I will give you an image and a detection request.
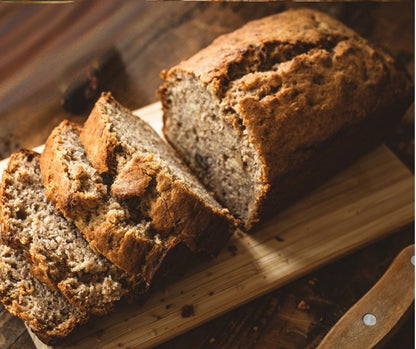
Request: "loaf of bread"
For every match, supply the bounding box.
[0,242,88,345]
[159,8,413,229]
[0,150,145,316]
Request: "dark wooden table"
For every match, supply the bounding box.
[0,2,414,348]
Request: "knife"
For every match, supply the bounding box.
[317,244,414,349]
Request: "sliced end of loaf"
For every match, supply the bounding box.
[160,72,266,230]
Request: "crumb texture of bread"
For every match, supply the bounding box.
[0,150,141,315]
[0,243,88,345]
[40,120,201,279]
[160,8,413,230]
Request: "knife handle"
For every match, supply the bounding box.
[317,245,414,349]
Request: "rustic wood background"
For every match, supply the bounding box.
[0,2,414,348]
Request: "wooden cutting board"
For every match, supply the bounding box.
[0,102,413,349]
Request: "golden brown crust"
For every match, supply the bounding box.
[150,172,233,255]
[29,259,58,291]
[164,9,356,95]
[40,121,106,218]
[161,8,414,229]
[111,154,159,199]
[88,221,153,275]
[233,41,411,183]
[0,149,89,345]
[80,93,118,174]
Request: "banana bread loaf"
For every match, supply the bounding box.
[159,8,413,230]
[0,242,88,345]
[0,150,144,315]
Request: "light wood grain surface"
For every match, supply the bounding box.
[1,102,410,349]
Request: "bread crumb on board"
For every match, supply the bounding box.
[181,304,195,318]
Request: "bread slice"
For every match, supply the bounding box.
[0,150,145,315]
[40,121,194,278]
[81,93,236,253]
[159,8,413,230]
[0,242,88,345]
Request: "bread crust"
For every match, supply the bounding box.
[40,121,106,214]
[80,94,118,174]
[160,8,414,229]
[149,171,233,255]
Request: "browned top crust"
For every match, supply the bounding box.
[167,8,357,91]
[162,8,413,183]
[40,122,106,214]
